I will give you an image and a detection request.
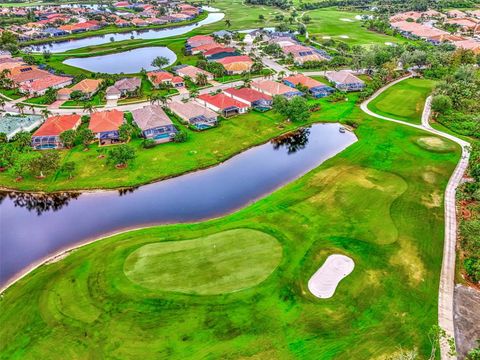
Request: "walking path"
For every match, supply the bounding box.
[361,76,471,360]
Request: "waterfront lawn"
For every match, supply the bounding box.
[0,95,359,192]
[367,78,437,124]
[0,115,460,359]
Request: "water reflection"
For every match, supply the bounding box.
[0,191,80,216]
[271,127,311,154]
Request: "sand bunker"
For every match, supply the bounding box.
[416,136,455,152]
[339,35,350,39]
[339,18,354,22]
[308,254,355,299]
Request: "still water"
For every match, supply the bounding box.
[63,46,176,73]
[0,124,356,287]
[30,12,225,53]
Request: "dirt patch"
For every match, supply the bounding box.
[422,190,442,208]
[416,136,455,152]
[422,165,443,184]
[389,236,425,286]
[454,285,480,359]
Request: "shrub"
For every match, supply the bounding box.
[173,130,188,143]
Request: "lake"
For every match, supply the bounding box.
[30,12,225,53]
[63,46,177,74]
[0,123,357,288]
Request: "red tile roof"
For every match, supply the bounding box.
[198,93,249,110]
[284,74,324,89]
[33,114,81,137]
[88,109,124,133]
[20,74,71,93]
[224,87,271,103]
[216,55,253,65]
[203,47,236,56]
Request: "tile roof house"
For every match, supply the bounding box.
[147,71,185,88]
[223,87,273,108]
[390,21,449,42]
[57,79,103,100]
[8,65,51,85]
[189,42,222,55]
[215,55,254,75]
[186,35,216,53]
[131,104,177,143]
[283,74,334,98]
[174,65,214,81]
[453,38,480,54]
[325,70,365,92]
[20,74,73,95]
[88,109,125,145]
[168,100,218,130]
[105,77,141,100]
[251,79,303,98]
[196,93,249,117]
[281,45,330,64]
[31,114,82,149]
[203,47,238,60]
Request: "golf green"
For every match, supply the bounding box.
[124,229,283,294]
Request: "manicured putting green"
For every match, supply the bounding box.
[124,229,282,295]
[367,78,436,123]
[415,136,456,152]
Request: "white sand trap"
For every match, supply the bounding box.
[339,18,354,22]
[339,35,350,39]
[308,254,355,299]
[322,36,331,39]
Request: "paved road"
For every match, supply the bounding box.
[361,76,471,360]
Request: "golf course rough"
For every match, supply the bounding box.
[123,229,283,295]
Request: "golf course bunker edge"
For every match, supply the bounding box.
[308,254,355,299]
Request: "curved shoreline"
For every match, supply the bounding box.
[0,121,334,195]
[0,123,357,292]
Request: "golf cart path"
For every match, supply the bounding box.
[361,75,470,360]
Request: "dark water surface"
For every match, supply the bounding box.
[0,124,356,287]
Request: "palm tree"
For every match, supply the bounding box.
[149,93,161,105]
[41,108,52,119]
[278,70,286,79]
[83,102,95,115]
[189,89,199,100]
[29,104,36,114]
[15,103,25,115]
[0,98,5,110]
[225,19,231,27]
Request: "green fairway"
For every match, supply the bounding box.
[0,101,461,359]
[124,229,282,294]
[367,78,437,124]
[304,7,408,46]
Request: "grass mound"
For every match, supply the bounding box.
[124,229,282,295]
[415,136,456,153]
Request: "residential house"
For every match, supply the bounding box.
[173,65,214,81]
[31,114,82,150]
[215,55,254,75]
[168,100,218,130]
[251,79,303,98]
[445,18,479,33]
[131,18,149,27]
[453,38,480,54]
[204,47,238,60]
[186,35,216,53]
[325,70,365,92]
[105,77,141,100]
[189,42,222,55]
[20,74,73,96]
[281,44,330,65]
[196,93,249,117]
[147,71,184,88]
[447,9,466,18]
[223,87,273,109]
[131,104,177,143]
[56,79,102,100]
[88,109,124,145]
[283,74,334,98]
[8,65,51,86]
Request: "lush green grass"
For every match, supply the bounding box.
[415,136,457,153]
[304,7,409,46]
[368,78,437,124]
[0,88,23,100]
[0,94,360,192]
[60,92,106,108]
[22,95,51,105]
[0,113,461,358]
[124,229,282,295]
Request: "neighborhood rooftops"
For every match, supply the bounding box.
[33,114,81,137]
[88,109,124,133]
[131,104,173,131]
[197,93,249,111]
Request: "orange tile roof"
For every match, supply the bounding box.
[33,114,81,136]
[20,74,72,93]
[88,109,124,133]
[70,79,102,93]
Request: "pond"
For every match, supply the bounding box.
[62,46,177,74]
[0,123,357,288]
[30,12,225,53]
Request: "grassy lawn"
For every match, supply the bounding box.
[304,7,410,46]
[0,94,360,192]
[0,112,460,358]
[60,92,106,108]
[124,229,282,295]
[22,95,52,105]
[0,88,23,100]
[367,78,437,124]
